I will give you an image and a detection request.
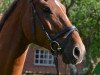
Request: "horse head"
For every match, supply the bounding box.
[22,0,86,64]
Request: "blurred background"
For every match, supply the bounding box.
[0,0,100,75]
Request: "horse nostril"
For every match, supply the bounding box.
[73,46,80,59]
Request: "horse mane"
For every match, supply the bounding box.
[0,0,19,32]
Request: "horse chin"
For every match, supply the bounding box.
[62,52,83,65]
[62,56,77,64]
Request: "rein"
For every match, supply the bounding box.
[30,0,78,75]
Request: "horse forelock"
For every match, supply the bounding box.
[0,0,18,32]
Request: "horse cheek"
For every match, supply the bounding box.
[21,8,34,42]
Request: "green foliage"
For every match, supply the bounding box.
[62,0,100,74]
[1,0,99,63]
[93,62,100,74]
[62,0,100,60]
[0,0,99,74]
[0,0,13,13]
[0,0,99,62]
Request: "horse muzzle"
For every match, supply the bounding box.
[62,45,85,64]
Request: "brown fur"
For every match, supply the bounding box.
[0,0,18,31]
[0,0,85,75]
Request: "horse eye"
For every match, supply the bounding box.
[43,6,52,14]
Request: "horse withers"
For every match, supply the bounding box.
[0,0,86,75]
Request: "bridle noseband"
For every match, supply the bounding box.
[50,26,78,53]
[30,0,78,75]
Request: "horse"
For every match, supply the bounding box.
[0,0,86,75]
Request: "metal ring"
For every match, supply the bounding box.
[50,41,61,52]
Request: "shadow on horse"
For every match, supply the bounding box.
[0,0,86,75]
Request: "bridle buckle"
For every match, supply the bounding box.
[50,41,61,52]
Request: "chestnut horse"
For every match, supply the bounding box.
[0,0,86,75]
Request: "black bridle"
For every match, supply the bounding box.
[30,0,78,75]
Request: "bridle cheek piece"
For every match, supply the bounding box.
[30,1,78,74]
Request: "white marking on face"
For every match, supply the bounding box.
[54,0,71,24]
[55,0,61,7]
[54,0,65,15]
[54,0,72,25]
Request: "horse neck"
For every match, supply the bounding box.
[0,27,29,74]
[0,0,29,75]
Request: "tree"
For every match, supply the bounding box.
[62,0,100,74]
[0,0,100,74]
[0,0,13,13]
